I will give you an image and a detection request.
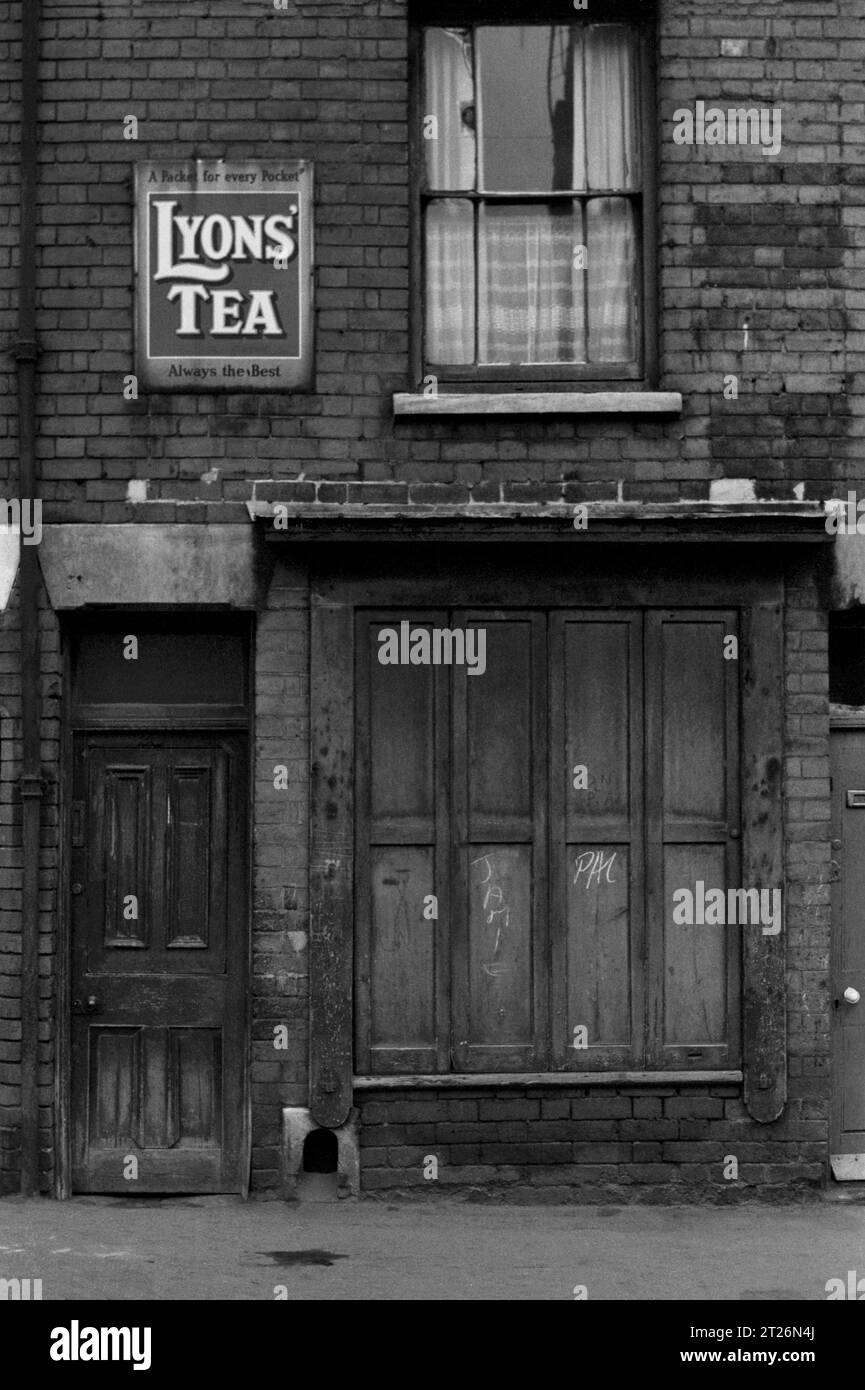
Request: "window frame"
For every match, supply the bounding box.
[408,8,658,389]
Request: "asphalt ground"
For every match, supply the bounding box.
[2,1193,864,1301]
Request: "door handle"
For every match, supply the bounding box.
[843,987,861,1005]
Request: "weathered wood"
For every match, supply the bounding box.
[353,1071,744,1089]
[355,611,444,1075]
[268,555,797,616]
[646,611,740,1071]
[309,591,355,1127]
[452,614,547,1071]
[830,731,865,1162]
[254,503,829,546]
[71,734,247,1192]
[741,595,786,1122]
[551,612,643,1070]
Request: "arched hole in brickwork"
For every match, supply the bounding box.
[302,1127,338,1174]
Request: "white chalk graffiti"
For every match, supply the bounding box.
[471,852,511,976]
[573,849,617,888]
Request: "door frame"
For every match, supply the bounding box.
[829,718,865,1178]
[55,613,254,1199]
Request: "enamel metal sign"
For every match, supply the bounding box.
[135,159,313,391]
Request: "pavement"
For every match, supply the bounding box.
[2,1191,865,1300]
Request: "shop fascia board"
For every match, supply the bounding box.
[249,500,830,545]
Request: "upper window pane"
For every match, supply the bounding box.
[425,24,641,194]
[478,26,573,191]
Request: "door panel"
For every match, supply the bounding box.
[552,612,643,1069]
[355,613,449,1074]
[453,613,547,1071]
[71,733,247,1193]
[647,612,741,1069]
[369,846,437,1071]
[831,731,865,1176]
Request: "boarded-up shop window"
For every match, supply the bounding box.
[354,608,741,1075]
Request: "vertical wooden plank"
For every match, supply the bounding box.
[647,611,740,1071]
[644,613,664,1072]
[660,612,739,1067]
[530,613,549,1071]
[353,615,373,1077]
[433,657,451,1072]
[552,612,641,1069]
[452,613,544,1071]
[310,589,354,1128]
[741,594,786,1122]
[355,612,444,1074]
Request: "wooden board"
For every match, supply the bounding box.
[309,591,355,1127]
[741,596,786,1122]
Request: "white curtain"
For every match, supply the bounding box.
[423,28,475,190]
[586,25,638,190]
[587,197,635,362]
[423,30,476,362]
[424,23,637,367]
[425,200,475,364]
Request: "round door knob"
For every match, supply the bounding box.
[844,987,861,1005]
[71,882,83,895]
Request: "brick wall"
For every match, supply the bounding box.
[251,560,310,1192]
[358,1082,825,1203]
[15,0,859,522]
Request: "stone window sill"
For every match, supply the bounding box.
[393,390,683,417]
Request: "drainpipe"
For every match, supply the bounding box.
[14,0,42,1197]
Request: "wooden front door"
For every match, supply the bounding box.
[70,732,248,1193]
[831,730,865,1180]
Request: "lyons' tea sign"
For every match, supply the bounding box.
[135,159,313,390]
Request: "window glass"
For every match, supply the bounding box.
[421,21,642,371]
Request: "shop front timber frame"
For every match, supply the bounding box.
[297,542,790,1130]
